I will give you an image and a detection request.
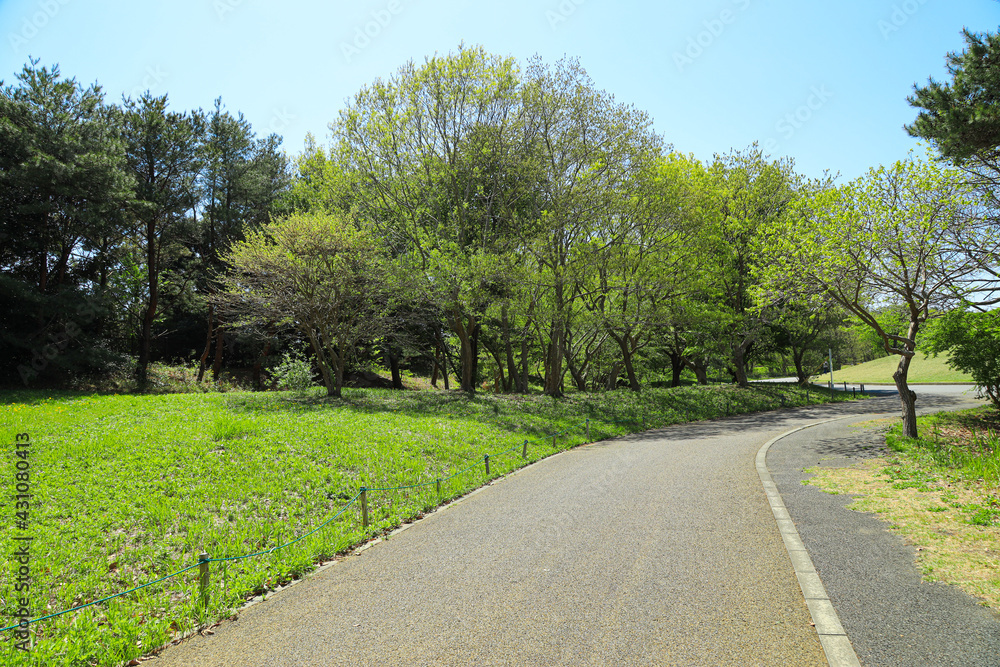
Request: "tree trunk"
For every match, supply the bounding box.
[685,358,709,385]
[519,335,529,394]
[471,322,481,391]
[605,361,623,390]
[894,353,918,438]
[611,332,642,392]
[668,351,684,388]
[431,343,440,388]
[732,343,750,388]
[439,328,451,391]
[543,322,565,397]
[211,326,225,381]
[385,344,403,389]
[197,306,214,382]
[451,310,477,393]
[566,355,586,391]
[308,331,338,398]
[502,306,518,393]
[792,348,809,386]
[137,219,158,391]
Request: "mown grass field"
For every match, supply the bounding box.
[0,383,855,666]
[822,351,973,385]
[807,406,1000,609]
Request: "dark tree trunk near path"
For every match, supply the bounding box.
[668,351,684,388]
[197,306,214,382]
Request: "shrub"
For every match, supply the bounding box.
[272,351,316,391]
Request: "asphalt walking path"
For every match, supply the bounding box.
[150,386,1000,666]
[770,385,1000,666]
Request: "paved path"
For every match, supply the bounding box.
[768,386,1000,666]
[150,386,998,666]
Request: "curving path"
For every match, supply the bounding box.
[149,386,996,666]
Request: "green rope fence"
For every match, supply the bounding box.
[0,416,607,635]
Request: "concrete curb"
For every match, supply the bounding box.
[756,417,862,667]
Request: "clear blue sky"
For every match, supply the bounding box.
[1,0,998,181]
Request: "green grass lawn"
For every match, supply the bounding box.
[0,383,853,666]
[820,351,973,385]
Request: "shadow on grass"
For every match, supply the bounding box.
[216,383,865,445]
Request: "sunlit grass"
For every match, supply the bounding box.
[825,351,973,385]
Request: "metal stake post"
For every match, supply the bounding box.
[198,552,210,614]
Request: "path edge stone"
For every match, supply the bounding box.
[756,416,862,667]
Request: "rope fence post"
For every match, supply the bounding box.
[360,487,369,528]
[522,439,528,459]
[552,432,557,448]
[586,419,590,442]
[484,454,490,476]
[436,478,441,495]
[198,552,210,615]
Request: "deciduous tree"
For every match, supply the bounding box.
[216,211,387,398]
[760,156,986,437]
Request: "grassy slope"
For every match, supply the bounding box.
[0,384,854,666]
[822,352,973,384]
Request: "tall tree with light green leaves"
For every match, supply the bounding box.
[702,146,803,387]
[577,152,705,391]
[522,55,661,396]
[758,155,991,437]
[336,45,531,393]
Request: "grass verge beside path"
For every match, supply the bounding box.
[1,383,854,667]
[807,406,1000,609]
